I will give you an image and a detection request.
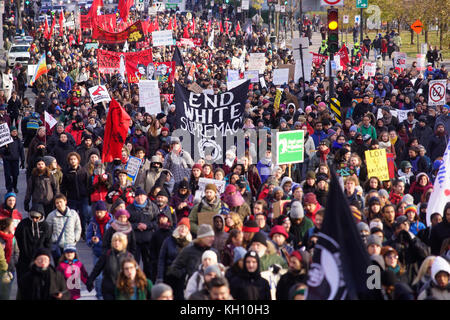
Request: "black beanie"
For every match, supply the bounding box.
[33,248,52,261]
[249,232,268,247]
[157,188,170,199]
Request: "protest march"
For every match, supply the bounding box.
[0,0,449,303]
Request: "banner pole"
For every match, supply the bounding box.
[288,164,292,178]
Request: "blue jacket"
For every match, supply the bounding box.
[409,221,426,236]
[58,76,72,100]
[311,130,328,148]
[86,213,114,257]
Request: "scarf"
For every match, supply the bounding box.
[0,231,14,264]
[133,200,148,209]
[390,135,398,146]
[111,220,132,234]
[389,191,403,205]
[319,148,330,162]
[95,214,111,238]
[388,264,400,275]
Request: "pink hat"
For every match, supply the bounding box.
[269,225,289,239]
[305,106,312,113]
[318,102,327,108]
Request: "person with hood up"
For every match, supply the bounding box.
[189,184,229,236]
[409,173,433,205]
[17,248,70,300]
[24,158,59,216]
[222,184,251,223]
[143,155,164,194]
[170,179,194,223]
[290,200,314,249]
[280,176,293,198]
[212,214,228,253]
[276,250,310,300]
[229,250,271,300]
[417,256,450,300]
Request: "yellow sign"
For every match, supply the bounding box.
[274,89,282,113]
[365,149,390,181]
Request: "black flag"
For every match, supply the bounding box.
[173,46,185,69]
[306,170,372,300]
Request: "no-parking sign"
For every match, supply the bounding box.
[320,0,344,6]
[428,80,447,106]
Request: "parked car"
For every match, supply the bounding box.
[7,43,31,67]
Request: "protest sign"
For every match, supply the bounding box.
[0,123,13,147]
[227,69,240,82]
[244,70,259,83]
[89,85,111,104]
[294,54,313,82]
[139,80,162,115]
[393,52,407,69]
[227,79,247,90]
[273,68,289,85]
[98,49,153,76]
[428,80,446,106]
[152,30,174,46]
[365,149,390,181]
[92,21,144,44]
[276,130,305,164]
[125,156,142,184]
[248,53,266,74]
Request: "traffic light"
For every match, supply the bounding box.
[327,8,339,54]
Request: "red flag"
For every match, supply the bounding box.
[207,20,211,33]
[219,21,223,33]
[69,34,74,46]
[118,0,133,22]
[147,20,153,34]
[225,21,229,35]
[59,10,64,37]
[306,121,314,135]
[173,17,177,30]
[337,44,350,70]
[88,0,103,27]
[78,30,82,44]
[46,15,56,40]
[102,98,131,163]
[154,18,159,31]
[43,17,49,39]
[183,26,190,38]
[167,18,172,30]
[191,17,196,34]
[236,21,241,34]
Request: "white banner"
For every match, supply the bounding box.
[428,80,447,106]
[152,30,174,46]
[227,78,247,91]
[88,85,111,104]
[364,62,376,78]
[44,111,58,129]
[273,68,290,86]
[0,123,13,148]
[426,139,450,226]
[242,0,249,10]
[248,53,266,74]
[139,80,162,115]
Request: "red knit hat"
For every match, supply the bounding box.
[225,184,237,195]
[290,250,303,262]
[269,225,289,239]
[242,220,260,233]
[177,217,191,230]
[303,192,318,204]
[192,163,203,171]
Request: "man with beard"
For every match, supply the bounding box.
[276,250,310,300]
[429,123,449,161]
[189,184,229,236]
[155,188,176,226]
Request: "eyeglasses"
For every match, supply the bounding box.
[386,254,398,259]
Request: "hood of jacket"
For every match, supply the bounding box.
[431,256,450,285]
[213,214,225,233]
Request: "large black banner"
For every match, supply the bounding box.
[174,80,250,163]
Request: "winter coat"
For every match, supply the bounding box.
[189,196,229,235]
[14,216,52,277]
[46,208,82,249]
[290,217,314,249]
[106,183,135,206]
[149,226,172,279]
[143,167,163,194]
[157,234,191,282]
[229,254,271,300]
[417,257,450,300]
[61,165,90,200]
[412,125,433,151]
[276,271,308,300]
[18,264,70,300]
[256,158,273,184]
[170,193,194,222]
[259,242,288,272]
[56,260,88,300]
[47,130,76,154]
[163,150,194,184]
[429,218,450,255]
[86,213,114,257]
[185,265,208,299]
[24,168,59,206]
[131,133,150,156]
[87,249,134,300]
[428,133,448,162]
[51,140,75,172]
[101,222,137,257]
[0,204,23,230]
[212,214,229,253]
[75,144,100,167]
[65,121,84,146]
[127,201,159,244]
[133,159,151,191]
[167,241,218,281]
[0,135,25,161]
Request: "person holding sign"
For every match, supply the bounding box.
[0,126,24,193]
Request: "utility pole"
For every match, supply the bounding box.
[359,8,363,44]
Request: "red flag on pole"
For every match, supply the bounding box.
[183,26,190,38]
[337,44,350,70]
[173,16,177,30]
[102,98,131,163]
[167,18,172,30]
[236,21,241,34]
[59,10,64,37]
[118,0,133,22]
[44,17,49,39]
[207,20,211,33]
[219,21,223,33]
[154,18,159,31]
[191,17,196,34]
[89,0,103,27]
[47,15,56,40]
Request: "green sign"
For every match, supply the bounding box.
[276,130,305,165]
[356,0,368,8]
